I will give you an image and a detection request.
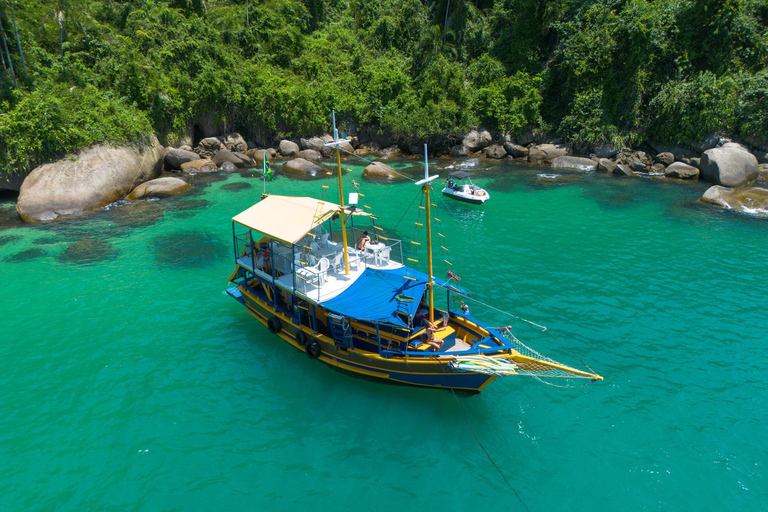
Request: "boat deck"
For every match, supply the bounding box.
[237,243,402,303]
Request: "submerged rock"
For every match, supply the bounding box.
[126,177,192,200]
[551,156,597,172]
[59,238,119,264]
[665,162,699,180]
[281,158,328,179]
[363,161,401,181]
[700,185,768,212]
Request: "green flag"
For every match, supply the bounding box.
[263,155,274,180]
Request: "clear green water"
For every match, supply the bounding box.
[1,161,766,511]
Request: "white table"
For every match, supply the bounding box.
[364,243,390,265]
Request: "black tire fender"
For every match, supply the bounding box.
[296,330,308,346]
[305,340,321,359]
[267,316,281,334]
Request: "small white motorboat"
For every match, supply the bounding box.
[442,171,490,204]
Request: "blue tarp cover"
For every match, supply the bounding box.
[320,267,467,327]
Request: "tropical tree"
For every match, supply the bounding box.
[41,0,86,73]
[4,0,27,81]
[0,10,16,87]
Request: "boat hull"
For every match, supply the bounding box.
[442,188,489,204]
[228,286,497,392]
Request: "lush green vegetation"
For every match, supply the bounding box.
[0,0,766,178]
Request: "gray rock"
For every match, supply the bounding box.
[281,158,327,179]
[551,156,597,172]
[462,129,492,152]
[451,145,469,157]
[297,149,321,161]
[181,158,217,173]
[665,162,699,180]
[528,144,569,165]
[594,144,620,159]
[246,149,269,166]
[484,144,507,159]
[651,163,666,174]
[196,137,224,158]
[301,137,326,153]
[126,177,191,200]
[629,160,648,173]
[17,137,163,222]
[363,161,401,181]
[654,152,675,166]
[212,149,251,168]
[165,148,200,170]
[700,145,759,187]
[613,164,635,176]
[503,142,528,158]
[221,133,247,153]
[701,185,768,211]
[597,158,616,173]
[279,140,300,157]
[219,162,236,172]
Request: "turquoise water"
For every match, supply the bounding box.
[1,161,766,511]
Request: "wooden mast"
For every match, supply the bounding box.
[415,144,439,324]
[331,111,350,275]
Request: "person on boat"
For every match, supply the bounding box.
[461,303,470,316]
[257,243,272,274]
[356,231,370,251]
[425,320,444,351]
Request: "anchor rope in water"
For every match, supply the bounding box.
[438,364,531,512]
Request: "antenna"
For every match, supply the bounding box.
[415,144,439,185]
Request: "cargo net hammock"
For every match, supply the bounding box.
[450,329,597,381]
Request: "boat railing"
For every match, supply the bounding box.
[234,232,256,270]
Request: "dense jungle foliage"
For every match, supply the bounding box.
[0,0,767,177]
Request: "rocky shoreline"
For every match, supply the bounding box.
[8,128,768,223]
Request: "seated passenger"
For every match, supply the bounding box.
[356,230,370,251]
[424,320,444,351]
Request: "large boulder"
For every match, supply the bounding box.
[297,149,321,161]
[528,144,569,165]
[551,156,597,172]
[450,145,470,157]
[484,144,507,159]
[462,129,492,152]
[279,140,300,157]
[503,142,528,158]
[320,135,353,156]
[180,158,217,172]
[701,185,768,211]
[700,145,759,187]
[16,138,163,222]
[126,177,191,200]
[363,161,401,181]
[597,158,617,173]
[196,137,224,158]
[613,164,635,176]
[221,133,247,153]
[665,162,699,180]
[212,149,252,168]
[593,144,620,159]
[654,152,675,166]
[164,147,200,170]
[301,137,326,153]
[281,158,327,179]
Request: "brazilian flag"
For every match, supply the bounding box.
[263,154,274,181]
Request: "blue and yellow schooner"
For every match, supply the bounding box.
[226,125,602,392]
